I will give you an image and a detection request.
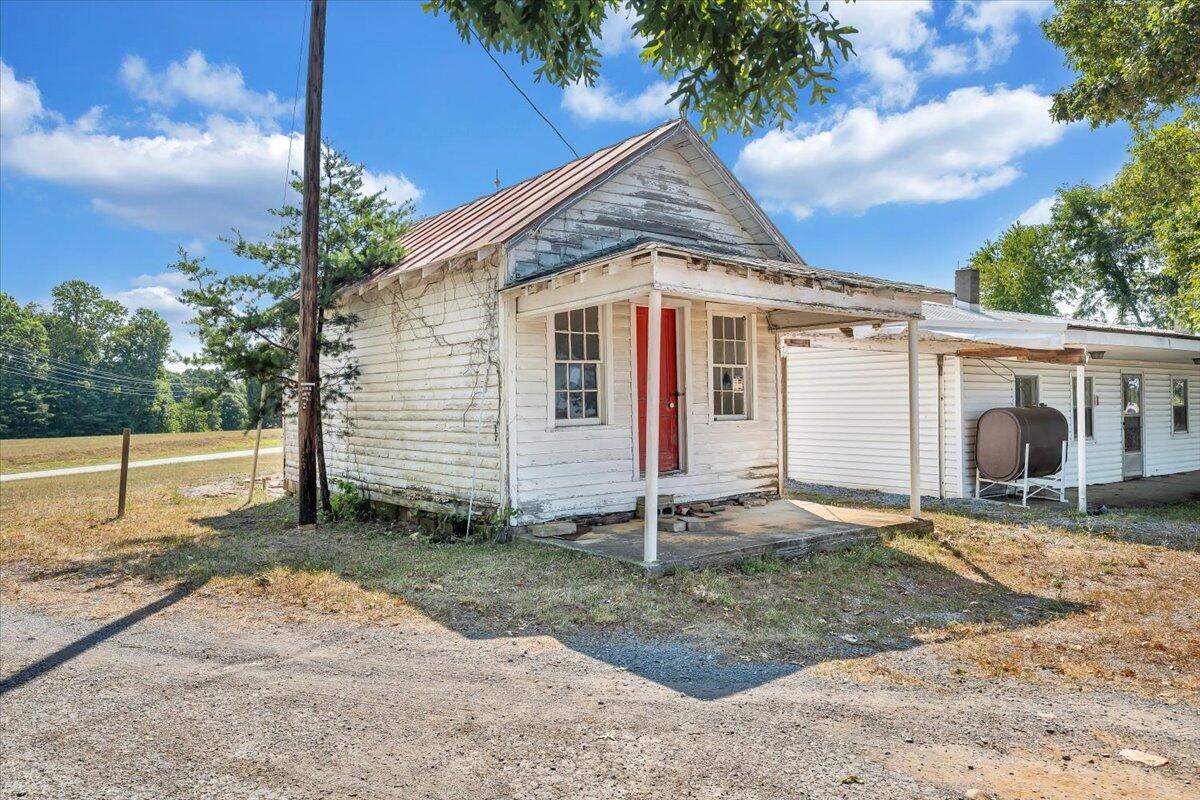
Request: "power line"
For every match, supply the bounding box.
[0,346,167,387]
[468,25,579,159]
[282,0,310,207]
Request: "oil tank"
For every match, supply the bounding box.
[975,406,1068,482]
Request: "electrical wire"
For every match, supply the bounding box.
[468,25,579,159]
[0,346,168,387]
[282,0,309,207]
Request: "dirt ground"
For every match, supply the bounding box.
[2,579,1196,800]
[2,462,1198,799]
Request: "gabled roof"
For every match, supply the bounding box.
[356,118,800,290]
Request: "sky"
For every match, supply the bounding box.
[0,0,1135,361]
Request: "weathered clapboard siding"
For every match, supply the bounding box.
[785,348,957,497]
[507,139,776,280]
[284,261,502,510]
[512,298,779,521]
[959,358,1200,495]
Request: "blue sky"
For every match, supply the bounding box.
[1,1,1134,358]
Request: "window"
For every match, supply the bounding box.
[712,314,749,418]
[1173,378,1190,433]
[1070,376,1095,438]
[1014,375,1039,407]
[552,306,602,423]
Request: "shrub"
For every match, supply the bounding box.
[324,479,373,522]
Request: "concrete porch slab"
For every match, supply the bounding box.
[517,499,932,576]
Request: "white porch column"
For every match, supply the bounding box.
[907,319,922,519]
[1076,362,1088,512]
[643,288,662,563]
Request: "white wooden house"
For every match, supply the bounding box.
[283,119,950,561]
[785,268,1200,508]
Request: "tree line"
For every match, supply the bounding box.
[0,280,274,439]
[971,0,1198,330]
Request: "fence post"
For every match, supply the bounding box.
[117,428,131,518]
[246,383,268,506]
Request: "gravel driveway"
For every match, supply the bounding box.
[2,587,1196,800]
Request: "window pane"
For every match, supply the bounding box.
[735,341,746,365]
[569,309,584,331]
[721,368,732,391]
[568,363,582,389]
[554,363,567,391]
[735,316,745,339]
[555,332,570,360]
[555,391,568,419]
[570,333,584,360]
[554,312,568,332]
[585,333,600,361]
[583,363,597,389]
[1173,380,1185,406]
[569,391,584,419]
[584,305,598,331]
[732,393,744,416]
[711,340,723,364]
[584,391,598,418]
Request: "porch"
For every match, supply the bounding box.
[501,240,950,565]
[517,498,932,576]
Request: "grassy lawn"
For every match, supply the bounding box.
[2,458,1197,701]
[0,428,283,473]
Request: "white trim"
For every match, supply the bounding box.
[1013,373,1039,407]
[706,305,756,421]
[545,302,612,430]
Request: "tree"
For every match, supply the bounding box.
[1044,0,1200,126]
[0,293,52,438]
[1108,106,1200,329]
[107,308,175,433]
[177,146,412,511]
[969,224,1060,315]
[426,0,858,136]
[219,389,249,431]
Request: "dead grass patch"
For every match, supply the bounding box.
[0,429,282,473]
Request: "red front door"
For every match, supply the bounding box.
[636,306,680,473]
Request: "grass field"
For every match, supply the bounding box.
[0,428,283,473]
[3,454,1197,701]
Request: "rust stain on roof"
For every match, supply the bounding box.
[360,119,684,288]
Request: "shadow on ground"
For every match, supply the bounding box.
[15,496,1092,700]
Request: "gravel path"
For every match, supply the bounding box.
[0,447,283,483]
[2,590,1196,800]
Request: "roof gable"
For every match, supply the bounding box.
[362,119,800,289]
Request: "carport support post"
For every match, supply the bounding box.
[643,288,662,563]
[1076,363,1088,513]
[906,320,921,519]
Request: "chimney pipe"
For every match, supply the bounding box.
[955,267,980,311]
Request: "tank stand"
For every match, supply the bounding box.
[976,441,1068,507]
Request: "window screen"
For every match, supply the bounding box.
[712,315,748,418]
[1173,378,1190,433]
[1014,375,1039,407]
[553,306,601,421]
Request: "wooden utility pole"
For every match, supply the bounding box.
[116,427,131,518]
[297,0,326,526]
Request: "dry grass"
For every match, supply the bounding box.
[0,429,283,473]
[3,460,1198,700]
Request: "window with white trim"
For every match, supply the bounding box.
[1014,375,1039,407]
[1172,378,1190,433]
[1070,376,1095,438]
[552,306,602,423]
[711,314,749,419]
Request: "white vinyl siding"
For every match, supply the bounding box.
[284,261,502,511]
[512,298,779,522]
[784,348,955,497]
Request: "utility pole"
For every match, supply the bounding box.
[297,0,326,526]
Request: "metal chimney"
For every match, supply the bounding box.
[955,267,980,311]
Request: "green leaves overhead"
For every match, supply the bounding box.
[425,0,857,136]
[1044,0,1200,127]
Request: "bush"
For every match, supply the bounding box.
[324,479,373,522]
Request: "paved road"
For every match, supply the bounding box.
[0,447,283,482]
[2,590,1195,800]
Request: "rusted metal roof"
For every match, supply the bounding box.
[359,119,685,288]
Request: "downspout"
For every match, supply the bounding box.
[937,354,945,499]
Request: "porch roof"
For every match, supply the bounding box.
[503,240,952,331]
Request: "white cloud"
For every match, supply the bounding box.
[0,60,52,136]
[562,79,678,123]
[131,270,191,289]
[1016,195,1055,225]
[0,58,422,240]
[735,85,1067,218]
[597,4,646,56]
[949,0,1052,70]
[120,51,289,122]
[111,284,200,360]
[360,170,423,207]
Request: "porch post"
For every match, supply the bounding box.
[1076,362,1087,513]
[907,319,922,519]
[643,289,663,563]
